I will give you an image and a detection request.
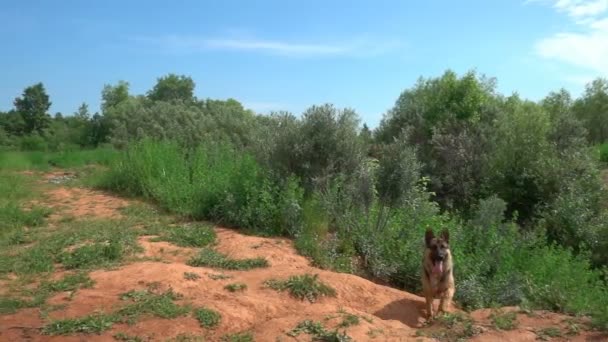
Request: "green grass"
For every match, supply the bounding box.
[43,287,189,335]
[224,283,247,292]
[0,148,119,172]
[598,143,608,163]
[2,218,143,276]
[193,307,221,328]
[221,332,254,342]
[490,310,518,331]
[1,272,94,314]
[117,288,190,324]
[265,274,336,303]
[187,248,269,270]
[60,241,123,269]
[0,171,49,248]
[0,297,28,314]
[42,312,117,335]
[153,223,216,247]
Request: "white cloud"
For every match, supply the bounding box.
[553,0,608,18]
[130,34,402,58]
[533,1,608,75]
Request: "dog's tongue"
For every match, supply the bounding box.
[433,262,443,275]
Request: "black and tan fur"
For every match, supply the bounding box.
[421,228,455,319]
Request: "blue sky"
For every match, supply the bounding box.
[1,0,607,127]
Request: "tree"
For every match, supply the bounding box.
[75,103,90,121]
[101,81,130,114]
[147,74,195,103]
[572,78,608,144]
[376,69,497,145]
[14,83,52,134]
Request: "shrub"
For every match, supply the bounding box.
[187,248,268,270]
[264,274,336,303]
[194,307,221,328]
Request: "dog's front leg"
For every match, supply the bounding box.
[438,286,454,314]
[424,291,434,319]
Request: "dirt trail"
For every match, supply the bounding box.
[1,176,606,341]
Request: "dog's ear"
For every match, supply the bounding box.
[441,229,449,243]
[425,229,435,247]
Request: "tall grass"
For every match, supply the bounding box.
[98,139,302,235]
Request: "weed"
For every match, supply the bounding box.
[208,273,233,280]
[536,327,563,340]
[367,328,384,338]
[193,307,221,328]
[265,274,336,303]
[221,332,254,342]
[564,318,582,336]
[224,283,247,292]
[490,310,518,330]
[429,312,481,341]
[287,320,352,341]
[113,332,145,341]
[183,272,201,281]
[187,248,268,270]
[167,334,205,342]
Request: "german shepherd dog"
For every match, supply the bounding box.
[422,228,455,319]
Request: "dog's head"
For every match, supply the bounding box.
[425,228,451,275]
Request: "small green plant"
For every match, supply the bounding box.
[221,332,254,342]
[536,327,563,340]
[490,310,518,330]
[194,307,221,328]
[183,272,201,281]
[224,283,247,292]
[338,313,360,328]
[265,274,336,303]
[187,248,268,270]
